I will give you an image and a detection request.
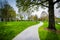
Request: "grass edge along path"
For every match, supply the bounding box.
[0,21,39,40]
[38,21,60,40]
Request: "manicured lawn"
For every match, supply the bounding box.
[0,21,39,40]
[38,21,60,40]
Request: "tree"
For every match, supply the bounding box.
[0,0,16,21]
[33,15,38,21]
[3,3,16,21]
[29,15,34,21]
[7,6,16,21]
[16,0,60,30]
[20,14,23,20]
[0,0,5,21]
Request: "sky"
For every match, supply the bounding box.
[7,0,60,18]
[7,0,18,14]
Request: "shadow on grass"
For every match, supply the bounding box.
[45,31,59,40]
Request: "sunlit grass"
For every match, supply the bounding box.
[0,21,39,40]
[38,21,60,40]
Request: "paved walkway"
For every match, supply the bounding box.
[13,22,43,40]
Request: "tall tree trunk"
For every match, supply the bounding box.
[48,0,56,30]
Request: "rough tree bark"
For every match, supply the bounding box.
[48,0,56,30]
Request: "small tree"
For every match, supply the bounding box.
[33,15,38,22]
[20,14,23,20]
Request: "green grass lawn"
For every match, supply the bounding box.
[0,21,39,40]
[38,21,60,40]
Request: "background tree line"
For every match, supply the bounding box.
[0,0,16,21]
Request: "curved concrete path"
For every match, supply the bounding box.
[13,22,43,40]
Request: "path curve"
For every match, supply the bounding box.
[13,22,43,40]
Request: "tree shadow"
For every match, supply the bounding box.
[45,31,59,40]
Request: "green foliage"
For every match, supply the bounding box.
[20,15,23,20]
[0,0,16,21]
[55,18,60,23]
[16,0,60,12]
[2,4,16,18]
[16,0,43,12]
[2,4,16,20]
[0,21,39,40]
[33,15,38,21]
[16,0,30,11]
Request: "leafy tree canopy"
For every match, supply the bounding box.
[16,0,60,12]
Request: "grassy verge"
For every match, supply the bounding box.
[0,21,39,40]
[38,21,60,40]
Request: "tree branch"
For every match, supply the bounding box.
[39,0,48,3]
[40,3,49,8]
[30,0,49,8]
[53,0,60,5]
[18,0,49,8]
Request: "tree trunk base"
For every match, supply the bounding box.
[48,27,56,31]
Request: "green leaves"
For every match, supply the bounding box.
[0,0,16,21]
[16,0,48,12]
[3,4,16,18]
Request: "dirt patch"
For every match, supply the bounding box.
[44,28,60,34]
